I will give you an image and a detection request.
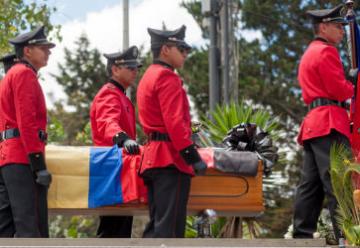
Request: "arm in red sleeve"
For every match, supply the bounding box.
[13,69,44,154]
[94,91,127,144]
[318,46,354,101]
[156,71,193,151]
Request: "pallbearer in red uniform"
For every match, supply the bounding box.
[293,5,353,243]
[137,25,207,238]
[90,46,142,238]
[0,26,54,237]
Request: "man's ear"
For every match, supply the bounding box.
[23,46,31,57]
[111,64,118,75]
[318,23,326,34]
[160,45,170,57]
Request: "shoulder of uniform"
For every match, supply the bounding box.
[162,69,179,80]
[7,63,36,78]
[156,66,177,78]
[312,40,334,49]
[97,84,121,98]
[14,63,35,74]
[104,82,117,90]
[151,64,173,73]
[156,70,182,90]
[308,41,337,57]
[319,44,338,56]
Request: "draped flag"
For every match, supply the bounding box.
[46,145,147,209]
[349,10,360,154]
[46,145,259,209]
[346,1,360,189]
[89,146,124,208]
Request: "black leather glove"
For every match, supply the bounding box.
[28,152,52,187]
[348,68,358,85]
[192,160,207,176]
[123,139,140,154]
[35,170,52,187]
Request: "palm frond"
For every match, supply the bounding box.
[330,143,360,245]
[201,100,280,144]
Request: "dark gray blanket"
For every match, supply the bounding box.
[213,148,259,177]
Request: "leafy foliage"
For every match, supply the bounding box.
[75,122,92,146]
[202,100,280,144]
[330,144,360,245]
[49,215,98,238]
[197,101,283,238]
[52,34,106,116]
[47,115,65,144]
[185,216,198,238]
[50,34,106,144]
[181,48,209,114]
[182,0,344,145]
[0,0,60,55]
[181,0,350,237]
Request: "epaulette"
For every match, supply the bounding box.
[106,83,116,90]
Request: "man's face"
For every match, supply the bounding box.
[112,65,139,88]
[24,45,52,70]
[321,22,345,45]
[163,44,189,69]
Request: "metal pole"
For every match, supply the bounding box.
[123,0,129,50]
[229,1,239,102]
[209,0,220,114]
[123,0,131,97]
[221,0,230,104]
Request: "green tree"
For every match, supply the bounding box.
[180,0,345,237]
[51,34,107,144]
[48,102,88,145]
[199,100,284,238]
[181,48,209,114]
[182,0,341,143]
[0,0,60,55]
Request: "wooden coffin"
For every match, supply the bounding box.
[188,161,263,216]
[46,146,263,217]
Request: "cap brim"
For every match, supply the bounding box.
[177,41,192,51]
[335,20,349,25]
[121,61,142,69]
[35,41,56,48]
[128,63,143,69]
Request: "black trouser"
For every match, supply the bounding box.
[0,164,49,237]
[293,130,349,240]
[142,166,191,238]
[96,216,133,238]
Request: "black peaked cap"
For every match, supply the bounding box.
[147,25,192,50]
[104,46,142,68]
[306,4,348,24]
[9,25,56,48]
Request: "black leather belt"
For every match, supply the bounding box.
[148,132,171,142]
[0,128,47,142]
[309,98,349,110]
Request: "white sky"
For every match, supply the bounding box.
[38,0,261,108]
[41,0,204,107]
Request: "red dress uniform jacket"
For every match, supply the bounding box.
[90,80,145,200]
[137,63,195,176]
[90,81,136,146]
[298,39,354,144]
[0,63,47,166]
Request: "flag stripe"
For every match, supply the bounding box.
[88,146,123,208]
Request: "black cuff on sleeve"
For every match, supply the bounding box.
[28,152,46,172]
[179,144,202,165]
[113,132,130,147]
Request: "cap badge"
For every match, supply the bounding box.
[168,37,178,41]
